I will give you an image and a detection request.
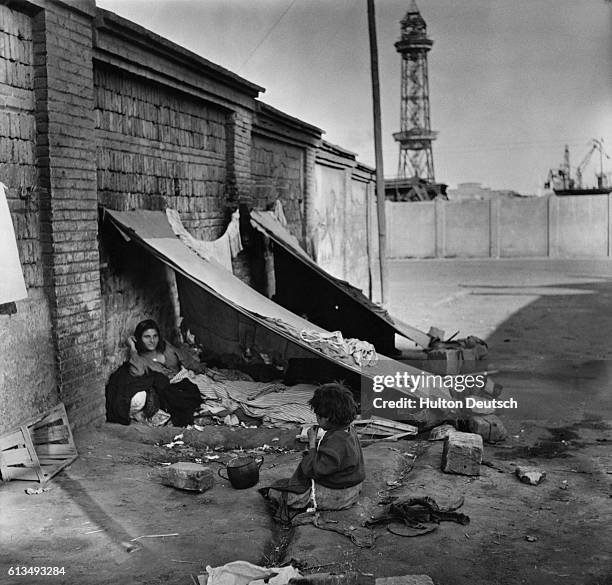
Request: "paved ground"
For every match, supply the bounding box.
[1,258,612,585]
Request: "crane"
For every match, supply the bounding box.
[545,139,611,194]
[575,139,610,189]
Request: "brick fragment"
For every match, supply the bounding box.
[159,462,214,492]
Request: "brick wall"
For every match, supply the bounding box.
[33,1,103,428]
[0,4,59,434]
[95,64,229,239]
[251,134,304,238]
[94,63,232,377]
[93,35,256,374]
[0,1,373,433]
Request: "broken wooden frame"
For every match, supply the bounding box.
[354,416,418,441]
[0,403,78,484]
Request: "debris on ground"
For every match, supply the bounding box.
[376,576,435,585]
[366,495,469,537]
[159,462,214,492]
[354,417,418,441]
[290,572,375,585]
[467,414,508,443]
[199,560,302,585]
[441,431,483,476]
[24,487,52,495]
[515,466,546,485]
[163,433,185,448]
[428,423,456,441]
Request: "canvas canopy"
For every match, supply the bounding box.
[249,210,432,353]
[104,209,452,417]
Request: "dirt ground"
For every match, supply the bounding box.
[2,258,612,585]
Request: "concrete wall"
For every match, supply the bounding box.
[312,143,377,298]
[387,194,612,259]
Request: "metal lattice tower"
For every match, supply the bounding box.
[393,0,437,182]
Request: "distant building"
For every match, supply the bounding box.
[447,182,526,201]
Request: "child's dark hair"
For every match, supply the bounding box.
[308,382,358,427]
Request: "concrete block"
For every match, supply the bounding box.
[376,577,435,585]
[441,431,483,476]
[289,573,375,585]
[427,348,463,375]
[428,424,456,441]
[481,377,503,398]
[159,462,214,492]
[467,414,507,443]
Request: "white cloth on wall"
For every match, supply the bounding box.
[0,182,27,304]
[166,208,243,272]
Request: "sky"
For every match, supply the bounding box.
[96,0,612,194]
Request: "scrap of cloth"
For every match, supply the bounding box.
[172,368,317,425]
[203,561,301,585]
[166,208,243,271]
[0,182,27,304]
[299,329,377,367]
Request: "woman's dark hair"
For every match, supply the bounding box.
[133,319,166,354]
[308,382,358,427]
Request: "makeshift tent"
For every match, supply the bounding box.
[249,209,432,354]
[104,209,453,421]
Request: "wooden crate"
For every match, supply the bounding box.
[0,403,78,484]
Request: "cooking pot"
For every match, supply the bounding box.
[218,455,264,489]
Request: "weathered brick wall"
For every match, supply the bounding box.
[33,1,103,428]
[95,64,229,239]
[94,64,241,375]
[251,134,304,238]
[0,4,59,434]
[99,226,180,378]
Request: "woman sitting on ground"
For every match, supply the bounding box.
[262,382,365,515]
[125,319,204,426]
[128,318,207,379]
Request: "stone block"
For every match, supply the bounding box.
[428,424,456,441]
[376,577,435,585]
[159,462,214,492]
[427,348,463,375]
[441,431,483,476]
[467,414,507,443]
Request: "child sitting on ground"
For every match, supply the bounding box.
[262,382,365,515]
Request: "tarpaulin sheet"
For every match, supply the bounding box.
[250,210,431,348]
[104,209,449,406]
